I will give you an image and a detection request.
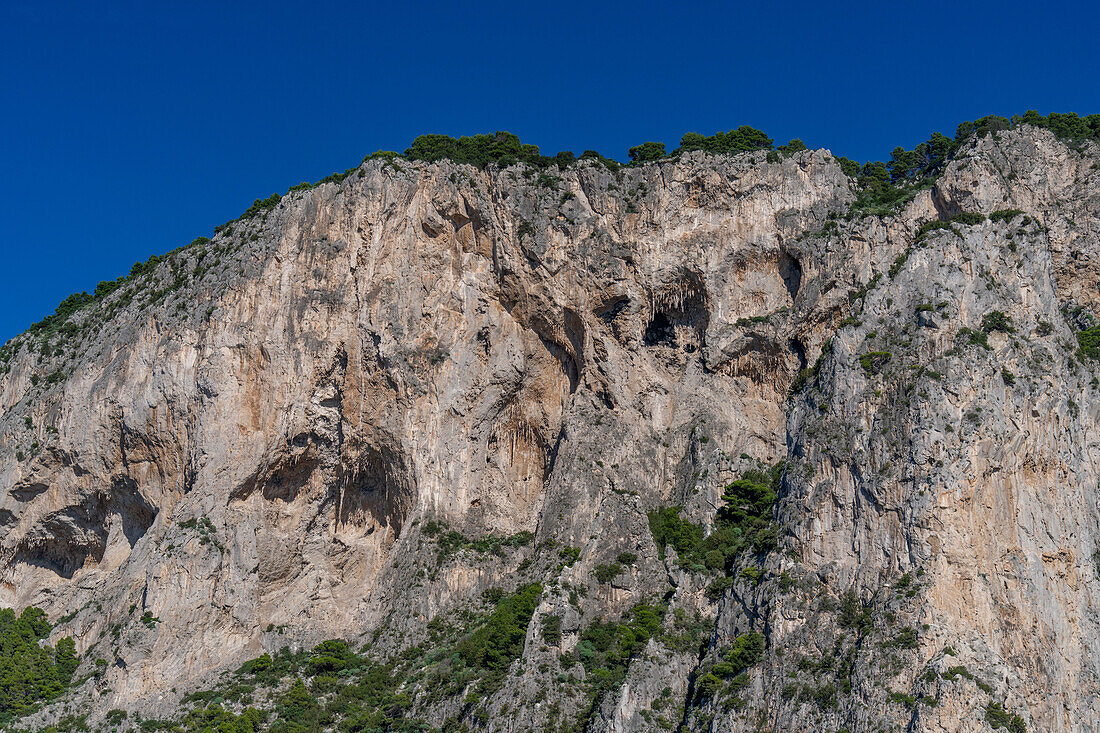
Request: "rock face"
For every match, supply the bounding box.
[2,126,1099,731]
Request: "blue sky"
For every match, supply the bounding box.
[2,0,1098,342]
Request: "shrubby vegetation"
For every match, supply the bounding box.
[981,311,1014,334]
[858,351,891,376]
[776,138,808,157]
[423,520,533,562]
[0,607,79,726]
[572,603,664,722]
[695,631,765,705]
[404,131,573,169]
[989,208,1026,223]
[123,583,543,732]
[985,701,1028,732]
[994,110,1100,143]
[835,110,1100,219]
[648,463,783,598]
[1077,326,1100,359]
[627,141,666,163]
[455,583,542,694]
[674,127,774,156]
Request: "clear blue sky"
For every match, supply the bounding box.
[2,0,1098,343]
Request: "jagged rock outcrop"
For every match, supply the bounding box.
[2,125,1099,731]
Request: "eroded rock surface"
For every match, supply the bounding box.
[2,126,1099,731]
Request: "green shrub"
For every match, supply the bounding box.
[985,701,1027,731]
[426,521,533,561]
[455,583,542,691]
[813,682,837,709]
[1077,326,1100,359]
[837,110,1086,221]
[674,127,774,156]
[889,247,913,278]
[649,465,782,605]
[647,506,704,561]
[558,546,581,566]
[740,566,763,585]
[695,673,721,698]
[627,141,666,163]
[705,576,735,600]
[777,138,808,157]
[886,626,918,649]
[172,704,263,733]
[834,155,862,177]
[276,678,319,728]
[838,590,871,631]
[238,653,273,677]
[959,328,990,349]
[541,614,562,645]
[594,563,623,583]
[405,131,564,169]
[915,216,983,243]
[308,639,356,675]
[942,665,973,681]
[0,607,79,724]
[990,209,1026,223]
[574,603,664,713]
[712,632,764,678]
[859,351,891,375]
[951,211,986,226]
[240,193,281,220]
[981,311,1014,333]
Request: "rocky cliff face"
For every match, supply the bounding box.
[2,126,1099,731]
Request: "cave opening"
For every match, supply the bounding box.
[643,276,710,353]
[778,250,802,302]
[644,312,676,347]
[336,443,415,538]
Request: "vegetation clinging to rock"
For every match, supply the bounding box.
[0,607,79,725]
[648,462,783,588]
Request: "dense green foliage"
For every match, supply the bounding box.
[0,607,79,725]
[646,506,704,562]
[627,141,666,163]
[992,110,1100,143]
[165,703,264,733]
[674,126,774,156]
[648,463,782,602]
[838,590,872,631]
[989,208,1026,223]
[1077,327,1100,359]
[240,193,282,220]
[985,701,1027,732]
[593,563,622,583]
[712,632,764,679]
[404,131,572,169]
[776,138,808,157]
[981,311,1014,333]
[455,583,541,692]
[573,603,664,718]
[695,631,766,704]
[858,351,892,376]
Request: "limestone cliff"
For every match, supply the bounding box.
[2,125,1099,731]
